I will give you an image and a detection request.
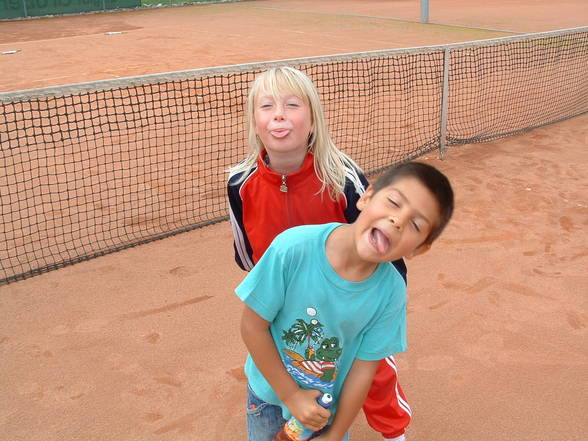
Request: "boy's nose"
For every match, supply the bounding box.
[389,215,404,230]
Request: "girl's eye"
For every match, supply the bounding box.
[411,220,421,232]
[387,198,400,207]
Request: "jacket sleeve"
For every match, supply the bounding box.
[227,174,255,271]
[343,166,408,284]
[343,166,370,223]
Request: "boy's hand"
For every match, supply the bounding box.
[284,389,331,432]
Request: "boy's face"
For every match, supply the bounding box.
[355,176,440,262]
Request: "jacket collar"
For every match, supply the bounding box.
[256,150,316,185]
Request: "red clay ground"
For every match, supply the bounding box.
[1,0,587,91]
[1,114,586,441]
[1,1,587,440]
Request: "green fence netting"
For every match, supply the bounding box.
[1,0,141,19]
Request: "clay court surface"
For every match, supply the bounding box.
[1,0,588,91]
[1,1,587,441]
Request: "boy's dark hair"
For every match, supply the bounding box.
[371,162,454,244]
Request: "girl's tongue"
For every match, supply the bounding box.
[370,228,390,254]
[270,128,290,138]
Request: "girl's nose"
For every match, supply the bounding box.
[273,104,285,120]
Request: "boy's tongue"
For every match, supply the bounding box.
[371,228,390,254]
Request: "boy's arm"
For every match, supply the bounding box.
[313,359,380,441]
[241,305,330,431]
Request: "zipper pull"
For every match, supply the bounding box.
[280,175,288,192]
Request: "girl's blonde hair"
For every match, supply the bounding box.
[229,66,362,199]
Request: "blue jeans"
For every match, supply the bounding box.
[246,384,349,441]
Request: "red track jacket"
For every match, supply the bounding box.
[227,151,369,270]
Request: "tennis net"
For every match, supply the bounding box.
[1,26,587,284]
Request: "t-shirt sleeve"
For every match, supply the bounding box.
[234,238,289,322]
[356,280,408,360]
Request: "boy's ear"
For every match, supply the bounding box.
[406,243,431,260]
[357,186,374,211]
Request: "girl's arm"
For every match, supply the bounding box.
[343,169,369,223]
[227,176,254,271]
[241,305,330,431]
[313,358,379,441]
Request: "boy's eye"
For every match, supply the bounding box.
[387,198,400,207]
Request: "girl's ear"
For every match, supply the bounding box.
[357,186,374,211]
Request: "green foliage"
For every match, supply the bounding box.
[141,0,225,6]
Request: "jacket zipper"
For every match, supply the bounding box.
[281,175,292,226]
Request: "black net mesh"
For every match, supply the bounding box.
[447,32,588,143]
[1,28,587,283]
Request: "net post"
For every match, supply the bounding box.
[439,47,451,159]
[420,0,429,24]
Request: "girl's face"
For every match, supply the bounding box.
[253,91,312,157]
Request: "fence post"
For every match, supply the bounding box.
[439,47,450,159]
[22,0,28,17]
[420,0,429,24]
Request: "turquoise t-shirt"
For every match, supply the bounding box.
[235,222,407,419]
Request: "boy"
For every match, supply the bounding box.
[237,162,454,441]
